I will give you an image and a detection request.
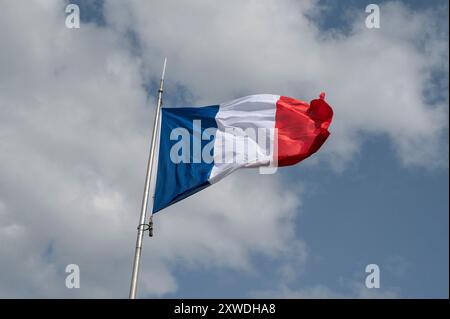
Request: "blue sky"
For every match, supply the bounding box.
[178,137,448,298]
[153,1,449,298]
[0,0,448,298]
[166,135,448,298]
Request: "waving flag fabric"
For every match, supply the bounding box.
[152,93,333,213]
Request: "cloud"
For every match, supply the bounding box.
[105,0,448,169]
[0,0,306,297]
[251,282,399,299]
[250,270,400,299]
[0,0,447,298]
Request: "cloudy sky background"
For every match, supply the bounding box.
[0,0,448,298]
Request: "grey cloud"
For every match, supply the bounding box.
[0,0,306,297]
[105,0,448,169]
[0,0,447,298]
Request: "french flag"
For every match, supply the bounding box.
[153,93,333,213]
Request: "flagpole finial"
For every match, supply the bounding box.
[161,57,167,81]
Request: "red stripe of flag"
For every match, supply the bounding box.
[275,93,333,167]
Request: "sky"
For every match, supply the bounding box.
[0,0,448,298]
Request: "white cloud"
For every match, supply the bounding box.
[0,0,306,297]
[0,0,447,298]
[250,278,400,299]
[105,0,448,169]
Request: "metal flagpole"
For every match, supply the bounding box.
[129,58,167,299]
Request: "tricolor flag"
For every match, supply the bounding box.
[153,93,333,213]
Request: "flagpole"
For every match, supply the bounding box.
[129,58,167,299]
